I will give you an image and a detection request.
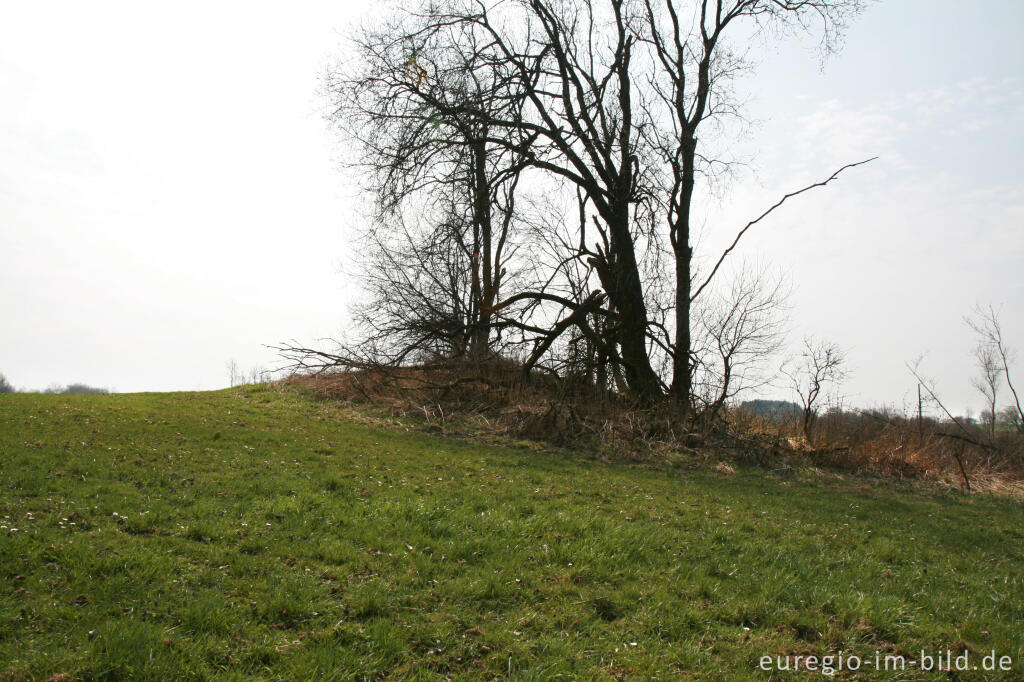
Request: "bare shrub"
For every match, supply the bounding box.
[781,338,847,444]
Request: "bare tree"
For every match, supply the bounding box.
[691,262,789,417]
[0,373,14,394]
[227,359,244,388]
[998,405,1023,434]
[971,337,1001,438]
[311,0,867,410]
[782,337,847,442]
[637,0,863,407]
[326,13,533,362]
[965,304,1022,436]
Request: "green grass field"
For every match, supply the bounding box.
[1,386,1021,680]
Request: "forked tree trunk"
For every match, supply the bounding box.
[597,205,662,404]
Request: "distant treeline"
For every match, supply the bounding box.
[44,383,109,395]
[0,374,108,395]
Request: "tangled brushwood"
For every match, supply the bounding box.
[277,354,1024,497]
[280,356,791,464]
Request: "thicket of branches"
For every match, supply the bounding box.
[281,0,870,421]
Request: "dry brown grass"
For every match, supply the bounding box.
[733,407,1024,495]
[283,361,1024,497]
[283,359,729,462]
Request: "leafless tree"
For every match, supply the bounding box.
[227,359,244,388]
[309,0,867,410]
[0,373,14,394]
[691,262,789,417]
[637,0,863,407]
[325,12,533,362]
[998,405,1023,434]
[971,338,1001,438]
[782,336,847,442]
[965,304,1022,436]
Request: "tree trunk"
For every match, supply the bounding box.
[469,137,493,359]
[802,407,813,443]
[672,243,692,406]
[597,204,662,404]
[670,136,697,414]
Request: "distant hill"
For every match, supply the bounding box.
[738,399,801,419]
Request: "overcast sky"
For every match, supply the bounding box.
[1,0,1021,416]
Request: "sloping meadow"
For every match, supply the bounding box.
[1,386,1021,679]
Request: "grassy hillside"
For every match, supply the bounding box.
[1,386,1021,680]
